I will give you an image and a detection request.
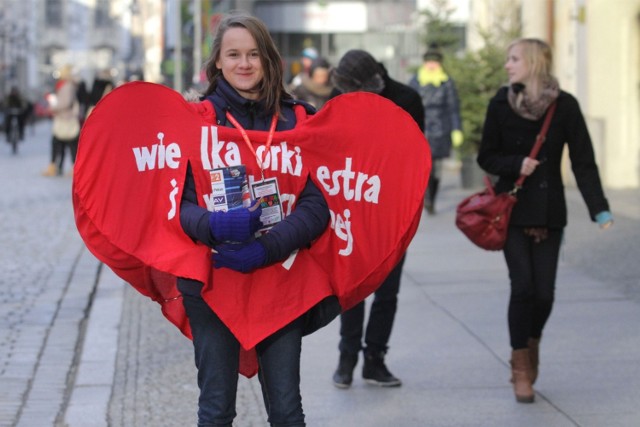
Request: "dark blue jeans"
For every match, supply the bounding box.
[179,279,305,427]
[338,254,405,355]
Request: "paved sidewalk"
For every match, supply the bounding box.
[2,122,638,427]
[66,163,640,426]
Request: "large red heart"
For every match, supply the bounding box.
[73,82,430,376]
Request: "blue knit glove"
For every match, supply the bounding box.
[595,211,613,229]
[209,200,263,242]
[212,240,266,273]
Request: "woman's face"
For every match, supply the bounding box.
[216,27,264,100]
[505,44,529,85]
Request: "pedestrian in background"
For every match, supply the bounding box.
[477,38,613,403]
[75,79,90,127]
[329,49,425,389]
[288,46,318,92]
[409,43,463,215]
[178,12,334,426]
[42,64,80,177]
[291,57,333,109]
[4,86,28,141]
[85,68,114,119]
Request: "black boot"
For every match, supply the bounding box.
[362,349,401,387]
[332,352,358,389]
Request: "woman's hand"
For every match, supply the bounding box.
[595,211,614,229]
[212,240,266,273]
[520,157,539,176]
[209,199,263,242]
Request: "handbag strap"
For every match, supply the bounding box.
[513,101,557,188]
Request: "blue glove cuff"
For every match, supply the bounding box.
[595,211,613,225]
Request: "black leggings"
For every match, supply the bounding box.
[51,136,79,173]
[503,226,563,349]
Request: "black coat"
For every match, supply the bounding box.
[380,72,425,133]
[330,64,425,133]
[477,87,609,228]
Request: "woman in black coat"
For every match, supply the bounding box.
[477,38,612,404]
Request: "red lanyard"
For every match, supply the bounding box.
[225,111,277,180]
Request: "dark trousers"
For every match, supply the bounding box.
[51,136,78,174]
[503,227,563,349]
[179,279,305,427]
[338,254,405,355]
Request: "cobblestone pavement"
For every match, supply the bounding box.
[108,286,265,427]
[0,122,96,427]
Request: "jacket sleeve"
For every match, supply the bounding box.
[446,79,462,131]
[564,96,610,219]
[477,97,525,179]
[408,92,426,133]
[179,164,217,247]
[259,177,330,264]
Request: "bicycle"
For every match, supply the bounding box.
[6,108,22,154]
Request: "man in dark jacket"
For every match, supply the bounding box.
[328,49,425,388]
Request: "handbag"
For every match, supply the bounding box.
[455,101,556,250]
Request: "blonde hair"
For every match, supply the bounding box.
[58,64,74,81]
[508,38,553,102]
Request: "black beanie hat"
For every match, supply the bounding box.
[330,49,385,94]
[423,43,443,62]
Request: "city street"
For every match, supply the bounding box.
[1,119,639,426]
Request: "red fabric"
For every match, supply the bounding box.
[73,82,431,377]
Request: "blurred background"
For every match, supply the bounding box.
[0,0,637,189]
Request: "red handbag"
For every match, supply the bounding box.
[455,102,556,250]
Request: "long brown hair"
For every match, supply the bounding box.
[202,12,290,117]
[507,38,553,103]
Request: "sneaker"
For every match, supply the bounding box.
[332,352,358,389]
[362,350,402,387]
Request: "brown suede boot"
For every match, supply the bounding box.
[511,349,535,403]
[528,337,541,384]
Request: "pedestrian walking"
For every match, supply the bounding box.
[329,49,425,389]
[4,86,28,142]
[288,46,318,91]
[85,68,114,119]
[42,64,80,177]
[477,38,613,403]
[409,44,463,215]
[290,57,333,109]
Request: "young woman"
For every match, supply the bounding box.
[477,38,613,403]
[178,13,335,426]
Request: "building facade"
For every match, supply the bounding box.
[7,0,638,188]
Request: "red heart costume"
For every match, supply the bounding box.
[73,82,431,376]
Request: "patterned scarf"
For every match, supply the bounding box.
[508,76,559,120]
